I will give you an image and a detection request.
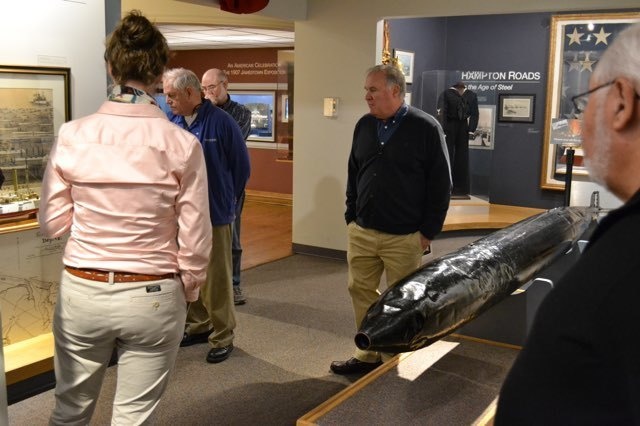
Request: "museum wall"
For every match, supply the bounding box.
[290,0,638,254]
[2,2,107,120]
[115,0,639,253]
[388,13,560,207]
[389,11,637,209]
[170,48,293,195]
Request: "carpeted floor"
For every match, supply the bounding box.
[8,232,487,425]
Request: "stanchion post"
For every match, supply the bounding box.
[564,146,575,207]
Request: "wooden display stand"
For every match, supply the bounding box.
[4,334,54,387]
[1,219,61,403]
[298,336,518,425]
[299,234,590,425]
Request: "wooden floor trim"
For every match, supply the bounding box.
[245,190,292,206]
[297,340,512,426]
[297,354,403,425]
[449,333,523,351]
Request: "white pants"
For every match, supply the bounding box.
[50,270,187,426]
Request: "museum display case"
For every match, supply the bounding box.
[0,65,70,395]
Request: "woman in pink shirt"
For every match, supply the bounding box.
[39,11,212,425]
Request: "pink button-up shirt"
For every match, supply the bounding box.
[39,101,212,301]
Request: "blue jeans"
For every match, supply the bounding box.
[232,191,245,287]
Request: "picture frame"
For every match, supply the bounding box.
[394,49,414,84]
[404,92,412,106]
[469,105,496,150]
[229,90,275,142]
[280,94,289,123]
[0,65,71,212]
[498,94,535,123]
[540,12,640,190]
[0,65,70,134]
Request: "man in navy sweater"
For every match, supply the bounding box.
[330,64,451,375]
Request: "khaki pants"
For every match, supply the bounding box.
[50,270,186,425]
[347,222,423,363]
[185,224,235,348]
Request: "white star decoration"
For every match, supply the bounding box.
[568,52,581,71]
[580,52,596,72]
[593,27,612,45]
[566,27,584,45]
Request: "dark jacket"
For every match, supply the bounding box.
[171,100,251,226]
[345,106,451,239]
[437,88,467,124]
[496,190,640,425]
[219,95,252,140]
[463,89,479,133]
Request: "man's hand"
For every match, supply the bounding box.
[420,234,431,254]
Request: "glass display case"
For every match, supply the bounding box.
[0,66,69,391]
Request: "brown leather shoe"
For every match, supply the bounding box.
[330,357,382,375]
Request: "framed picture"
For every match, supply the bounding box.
[0,65,71,214]
[229,90,275,142]
[469,105,496,150]
[540,12,640,190]
[280,94,289,123]
[498,94,535,123]
[394,49,414,84]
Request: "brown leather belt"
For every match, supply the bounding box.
[65,266,175,283]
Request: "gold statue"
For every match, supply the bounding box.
[381,20,402,70]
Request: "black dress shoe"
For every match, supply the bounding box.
[207,344,233,363]
[180,329,211,347]
[330,357,382,375]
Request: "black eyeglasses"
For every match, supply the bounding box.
[202,84,219,93]
[571,80,614,114]
[572,80,640,114]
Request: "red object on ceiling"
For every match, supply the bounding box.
[219,0,269,14]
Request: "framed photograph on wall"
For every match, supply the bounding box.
[229,90,276,142]
[0,65,71,122]
[498,94,535,123]
[0,65,71,216]
[280,94,289,123]
[469,105,496,150]
[394,49,414,83]
[540,12,640,190]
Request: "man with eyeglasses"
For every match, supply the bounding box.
[202,68,252,306]
[496,23,640,424]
